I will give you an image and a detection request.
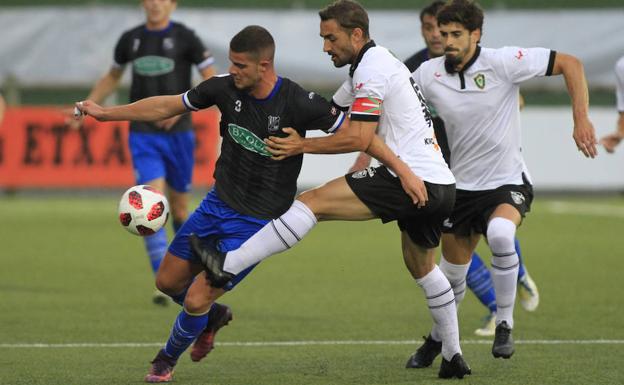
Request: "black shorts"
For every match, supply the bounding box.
[442,174,534,236]
[345,166,456,249]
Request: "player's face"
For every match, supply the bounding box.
[142,0,176,27]
[228,51,262,92]
[320,19,357,68]
[421,13,444,57]
[440,22,480,68]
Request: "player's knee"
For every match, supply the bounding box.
[183,289,214,315]
[155,273,184,296]
[295,193,321,219]
[486,217,516,253]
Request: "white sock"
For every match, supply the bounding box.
[223,200,317,275]
[416,265,461,361]
[431,255,470,342]
[487,217,519,329]
[439,254,470,308]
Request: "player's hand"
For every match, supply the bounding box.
[397,170,428,208]
[63,106,83,130]
[348,152,372,173]
[599,131,623,154]
[572,118,598,158]
[265,127,303,160]
[155,115,181,131]
[74,100,105,121]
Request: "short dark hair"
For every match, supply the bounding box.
[319,0,369,39]
[437,0,484,33]
[419,0,446,23]
[229,25,275,61]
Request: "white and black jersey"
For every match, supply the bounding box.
[332,41,455,186]
[113,21,214,132]
[616,56,624,113]
[183,75,345,219]
[413,46,556,191]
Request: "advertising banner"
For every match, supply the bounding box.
[0,107,220,188]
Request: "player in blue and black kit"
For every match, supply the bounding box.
[75,25,378,383]
[83,0,215,304]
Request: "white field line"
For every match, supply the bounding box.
[1,339,623,349]
[544,201,624,218]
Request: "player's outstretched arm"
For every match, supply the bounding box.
[266,118,375,159]
[551,52,598,158]
[600,112,624,153]
[75,94,187,123]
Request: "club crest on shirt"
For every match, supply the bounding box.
[510,191,525,205]
[473,73,486,89]
[163,38,174,50]
[267,115,280,133]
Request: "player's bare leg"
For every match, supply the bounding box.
[196,176,377,288]
[487,204,521,359]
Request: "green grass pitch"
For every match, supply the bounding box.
[1,195,623,384]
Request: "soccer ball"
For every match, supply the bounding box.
[118,185,170,236]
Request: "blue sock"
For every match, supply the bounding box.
[164,309,210,360]
[173,219,184,234]
[515,237,526,280]
[466,253,497,313]
[144,228,167,275]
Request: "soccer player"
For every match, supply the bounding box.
[196,0,471,378]
[82,0,216,305]
[76,24,420,383]
[409,0,597,362]
[404,0,539,338]
[600,55,624,153]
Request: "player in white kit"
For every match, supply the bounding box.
[600,55,624,153]
[408,0,597,363]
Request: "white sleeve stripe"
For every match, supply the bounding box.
[182,92,199,111]
[328,111,346,133]
[197,57,215,70]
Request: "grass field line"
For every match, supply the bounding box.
[545,201,624,217]
[2,339,624,349]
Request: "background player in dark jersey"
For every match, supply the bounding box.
[76,25,415,383]
[81,0,216,306]
[404,0,540,339]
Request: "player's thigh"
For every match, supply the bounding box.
[488,203,522,226]
[156,251,204,294]
[441,232,481,265]
[298,176,376,221]
[184,271,226,314]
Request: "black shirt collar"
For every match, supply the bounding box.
[349,40,376,78]
[445,45,481,74]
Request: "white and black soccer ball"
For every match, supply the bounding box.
[118,185,170,236]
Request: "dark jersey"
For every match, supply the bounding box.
[404,48,451,165]
[183,75,345,219]
[114,21,213,132]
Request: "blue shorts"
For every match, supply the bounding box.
[168,189,270,290]
[128,130,195,193]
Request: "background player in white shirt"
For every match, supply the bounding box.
[600,55,624,153]
[410,0,597,362]
[196,0,471,379]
